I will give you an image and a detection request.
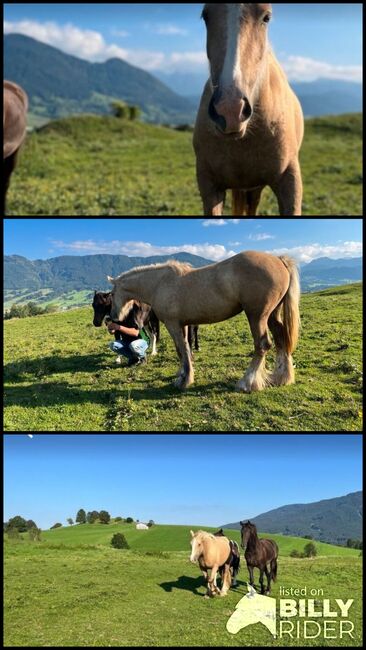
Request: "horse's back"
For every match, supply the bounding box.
[4,80,28,159]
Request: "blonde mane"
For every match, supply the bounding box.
[193,530,216,541]
[117,260,192,281]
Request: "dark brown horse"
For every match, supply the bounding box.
[240,520,278,594]
[4,81,28,214]
[92,291,160,355]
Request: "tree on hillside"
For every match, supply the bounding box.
[111,533,129,549]
[111,101,129,119]
[7,527,21,541]
[147,520,155,528]
[50,523,62,529]
[304,542,317,557]
[67,518,74,526]
[99,510,111,525]
[87,510,99,524]
[76,509,86,524]
[5,516,27,532]
[125,517,134,523]
[128,105,141,121]
[26,519,37,530]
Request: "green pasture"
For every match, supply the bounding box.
[6,113,362,216]
[4,524,362,646]
[3,283,363,431]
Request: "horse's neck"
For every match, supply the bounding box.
[247,531,260,552]
[126,267,169,303]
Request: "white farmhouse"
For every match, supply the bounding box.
[136,522,149,530]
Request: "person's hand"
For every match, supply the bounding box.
[107,322,118,334]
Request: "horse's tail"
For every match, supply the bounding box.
[279,256,301,354]
[271,558,278,582]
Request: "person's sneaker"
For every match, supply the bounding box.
[127,356,147,367]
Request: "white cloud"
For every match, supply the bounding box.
[249,233,276,241]
[269,241,362,264]
[4,19,203,72]
[152,24,188,37]
[50,240,237,261]
[283,55,362,83]
[202,219,243,227]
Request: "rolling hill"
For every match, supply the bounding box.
[36,521,361,556]
[222,491,363,545]
[4,34,195,125]
[5,112,362,216]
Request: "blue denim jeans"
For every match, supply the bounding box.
[109,339,148,361]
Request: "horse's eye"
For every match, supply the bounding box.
[263,13,271,24]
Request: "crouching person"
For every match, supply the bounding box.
[107,302,149,366]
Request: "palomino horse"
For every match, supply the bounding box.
[214,528,241,587]
[4,81,28,214]
[92,291,160,355]
[190,530,232,597]
[194,3,304,216]
[108,251,300,393]
[240,521,278,594]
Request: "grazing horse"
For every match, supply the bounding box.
[190,530,232,597]
[108,251,300,393]
[240,521,278,594]
[92,291,160,355]
[4,81,28,214]
[194,3,304,216]
[214,528,241,587]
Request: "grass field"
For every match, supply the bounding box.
[4,523,362,646]
[6,113,362,216]
[3,283,362,432]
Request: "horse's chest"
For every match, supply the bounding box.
[204,136,281,189]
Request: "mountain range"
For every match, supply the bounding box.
[4,34,196,125]
[4,34,362,124]
[222,491,362,545]
[3,253,362,310]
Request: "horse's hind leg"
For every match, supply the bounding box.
[220,564,231,597]
[236,316,271,393]
[268,306,295,386]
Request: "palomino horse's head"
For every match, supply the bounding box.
[240,520,256,550]
[190,530,208,563]
[108,275,134,322]
[202,3,272,137]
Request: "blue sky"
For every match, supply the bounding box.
[4,218,363,264]
[4,3,362,93]
[4,434,362,529]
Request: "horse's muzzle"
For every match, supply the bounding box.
[209,88,252,135]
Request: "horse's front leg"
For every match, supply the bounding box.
[165,321,194,390]
[208,565,220,597]
[248,565,254,587]
[259,569,265,595]
[272,158,303,216]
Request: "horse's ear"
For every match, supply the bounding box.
[190,530,194,538]
[240,521,244,526]
[107,275,115,284]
